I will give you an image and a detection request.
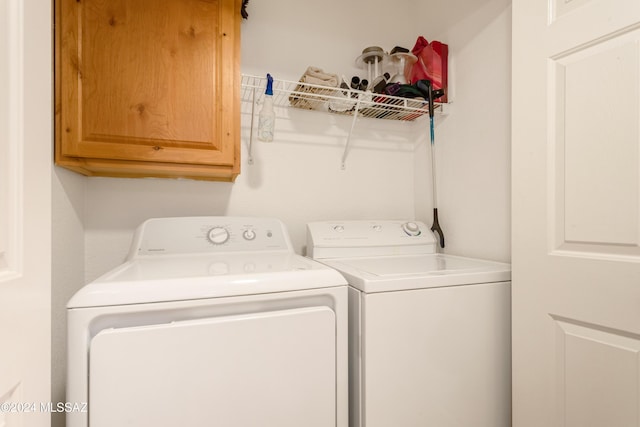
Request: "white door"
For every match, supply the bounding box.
[512,1,640,426]
[0,0,52,425]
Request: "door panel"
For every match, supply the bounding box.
[550,29,640,257]
[553,317,640,427]
[0,0,20,280]
[90,307,336,427]
[512,0,640,425]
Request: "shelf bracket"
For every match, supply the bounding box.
[341,97,361,170]
[247,86,257,165]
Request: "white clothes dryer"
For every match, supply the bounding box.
[67,217,348,427]
[307,220,511,427]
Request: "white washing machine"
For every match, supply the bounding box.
[307,220,511,427]
[67,217,348,427]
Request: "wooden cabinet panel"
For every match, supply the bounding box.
[55,0,241,181]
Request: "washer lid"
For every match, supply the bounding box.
[68,253,347,308]
[322,254,511,293]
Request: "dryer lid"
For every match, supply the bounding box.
[68,253,347,308]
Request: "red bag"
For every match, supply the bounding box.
[405,36,449,103]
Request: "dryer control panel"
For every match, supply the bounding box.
[307,220,437,259]
[130,217,292,258]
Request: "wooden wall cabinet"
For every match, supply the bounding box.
[55,0,241,181]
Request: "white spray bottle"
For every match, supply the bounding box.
[258,73,275,142]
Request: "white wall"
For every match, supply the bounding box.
[240,0,419,81]
[51,168,85,427]
[414,0,512,262]
[84,113,419,281]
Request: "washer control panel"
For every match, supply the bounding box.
[131,217,291,257]
[306,220,437,259]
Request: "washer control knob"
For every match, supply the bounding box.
[402,221,421,236]
[207,227,230,245]
[243,229,256,241]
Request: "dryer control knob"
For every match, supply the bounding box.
[402,221,421,236]
[207,227,230,245]
[243,229,256,241]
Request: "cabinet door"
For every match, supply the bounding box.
[55,0,240,181]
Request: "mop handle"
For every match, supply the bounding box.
[424,80,445,248]
[429,115,445,248]
[430,116,438,203]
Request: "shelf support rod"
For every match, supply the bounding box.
[341,97,361,170]
[247,86,256,165]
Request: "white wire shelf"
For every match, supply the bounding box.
[241,74,441,121]
[241,73,447,169]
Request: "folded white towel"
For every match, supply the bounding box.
[290,66,341,111]
[300,66,339,87]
